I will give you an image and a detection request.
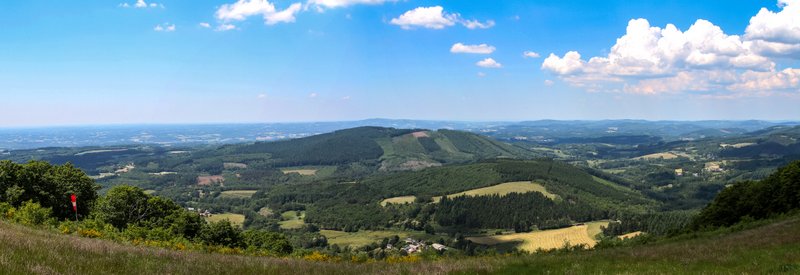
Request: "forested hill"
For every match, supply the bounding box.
[217,126,535,171]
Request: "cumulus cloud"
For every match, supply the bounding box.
[199,22,211,28]
[476,58,502,68]
[544,79,554,86]
[523,51,540,58]
[154,23,176,32]
[309,92,318,98]
[390,6,494,30]
[450,43,495,54]
[541,2,800,97]
[745,0,800,57]
[216,0,302,25]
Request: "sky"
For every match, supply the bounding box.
[1,0,800,127]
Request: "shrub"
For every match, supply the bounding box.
[198,220,243,248]
[13,201,53,226]
[0,202,14,220]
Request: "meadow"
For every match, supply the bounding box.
[432,181,558,202]
[205,213,245,227]
[279,211,305,229]
[320,230,419,248]
[380,196,416,206]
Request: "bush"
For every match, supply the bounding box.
[0,202,14,220]
[13,201,53,226]
[199,220,243,248]
[242,230,293,256]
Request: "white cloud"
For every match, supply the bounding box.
[540,10,800,97]
[390,6,494,30]
[476,58,502,68]
[308,0,391,9]
[341,96,351,100]
[390,6,457,30]
[309,93,318,98]
[216,0,302,25]
[462,19,495,29]
[199,22,211,28]
[745,0,800,44]
[450,43,495,54]
[154,23,176,32]
[257,94,267,99]
[216,24,237,31]
[119,0,162,9]
[477,72,486,77]
[523,51,540,58]
[544,80,554,86]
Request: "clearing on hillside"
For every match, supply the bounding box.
[320,230,419,248]
[279,211,305,229]
[432,181,558,202]
[258,207,273,217]
[196,175,224,186]
[467,221,609,252]
[380,196,417,206]
[219,190,257,199]
[204,213,245,227]
[281,168,317,176]
[618,231,643,239]
[223,162,248,169]
[634,152,679,160]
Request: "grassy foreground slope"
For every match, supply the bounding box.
[2,215,799,274]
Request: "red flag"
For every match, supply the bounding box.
[70,194,77,212]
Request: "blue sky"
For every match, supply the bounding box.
[1,0,799,126]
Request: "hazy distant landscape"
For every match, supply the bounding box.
[3,0,800,273]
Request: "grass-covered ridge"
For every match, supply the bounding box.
[1,214,798,274]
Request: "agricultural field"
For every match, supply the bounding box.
[204,213,245,227]
[320,230,418,248]
[196,175,224,186]
[280,166,336,177]
[258,207,273,217]
[618,231,643,239]
[634,152,680,160]
[467,221,609,252]
[380,196,416,206]
[433,181,558,202]
[219,190,257,199]
[279,211,305,229]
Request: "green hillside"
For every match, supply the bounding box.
[1,214,798,274]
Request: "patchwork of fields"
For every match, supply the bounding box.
[432,181,558,202]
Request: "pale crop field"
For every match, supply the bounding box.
[281,168,318,175]
[634,152,679,160]
[219,190,257,199]
[205,213,245,227]
[618,231,643,239]
[467,221,609,252]
[432,181,558,202]
[380,196,417,206]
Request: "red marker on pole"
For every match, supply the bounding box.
[70,194,77,221]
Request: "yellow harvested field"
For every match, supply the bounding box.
[281,169,317,175]
[467,221,609,252]
[433,181,558,202]
[380,196,417,206]
[220,190,257,199]
[205,213,245,228]
[634,152,679,160]
[618,231,643,239]
[321,230,411,248]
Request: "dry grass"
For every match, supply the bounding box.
[432,181,558,202]
[618,231,643,239]
[205,213,245,227]
[380,196,417,206]
[467,221,609,252]
[410,131,429,138]
[0,221,498,274]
